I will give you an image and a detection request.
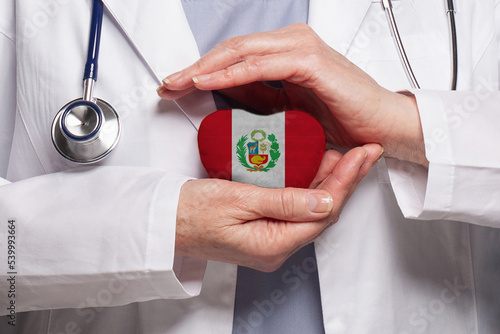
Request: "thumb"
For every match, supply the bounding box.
[244,187,334,222]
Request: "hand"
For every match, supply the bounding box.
[158,24,428,166]
[175,144,382,272]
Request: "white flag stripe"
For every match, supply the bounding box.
[231,110,285,188]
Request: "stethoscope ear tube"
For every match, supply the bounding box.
[381,0,420,89]
[447,0,458,90]
[382,0,458,90]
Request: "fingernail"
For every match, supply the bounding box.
[192,74,210,84]
[156,85,166,95]
[164,71,182,85]
[374,147,385,165]
[308,192,333,213]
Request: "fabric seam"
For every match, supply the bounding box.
[177,256,186,285]
[408,168,425,209]
[466,224,479,334]
[145,175,166,272]
[101,1,200,132]
[17,110,49,174]
[0,30,15,43]
[472,24,495,75]
[46,309,53,334]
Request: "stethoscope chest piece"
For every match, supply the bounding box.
[51,97,120,163]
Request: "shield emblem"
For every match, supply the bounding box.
[247,141,259,155]
[247,141,269,166]
[249,154,269,165]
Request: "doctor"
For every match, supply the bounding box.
[1,0,500,333]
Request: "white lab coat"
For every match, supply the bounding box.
[0,0,499,333]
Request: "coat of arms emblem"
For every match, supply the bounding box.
[236,130,280,172]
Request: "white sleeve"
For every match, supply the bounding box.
[0,6,205,315]
[386,1,500,228]
[0,0,16,180]
[386,89,500,227]
[0,167,206,315]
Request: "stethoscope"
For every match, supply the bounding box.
[382,0,458,90]
[51,0,120,164]
[51,0,458,164]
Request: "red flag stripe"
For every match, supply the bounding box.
[285,111,325,188]
[197,109,232,180]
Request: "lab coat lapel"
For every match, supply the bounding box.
[101,0,216,128]
[308,0,372,55]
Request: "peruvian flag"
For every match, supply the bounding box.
[198,109,325,188]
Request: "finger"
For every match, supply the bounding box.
[191,53,305,91]
[343,143,383,197]
[162,24,322,91]
[317,147,368,214]
[159,53,298,97]
[309,149,343,189]
[281,147,367,247]
[357,143,384,181]
[230,144,372,269]
[317,144,382,225]
[291,144,382,247]
[156,85,197,100]
[234,213,330,272]
[164,26,306,87]
[236,146,365,261]
[242,186,334,222]
[195,28,298,72]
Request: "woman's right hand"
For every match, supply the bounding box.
[175,144,382,272]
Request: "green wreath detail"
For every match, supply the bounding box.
[236,133,280,172]
[251,130,267,142]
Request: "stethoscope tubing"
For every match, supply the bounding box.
[382,0,458,91]
[447,0,458,90]
[84,0,103,82]
[382,0,420,89]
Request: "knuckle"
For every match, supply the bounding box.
[222,68,234,81]
[242,57,264,80]
[279,188,297,217]
[293,51,324,83]
[243,56,259,69]
[218,35,246,53]
[192,59,206,74]
[220,67,240,87]
[302,51,322,66]
[291,23,319,43]
[289,23,312,33]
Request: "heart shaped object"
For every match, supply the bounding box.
[198,109,326,188]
